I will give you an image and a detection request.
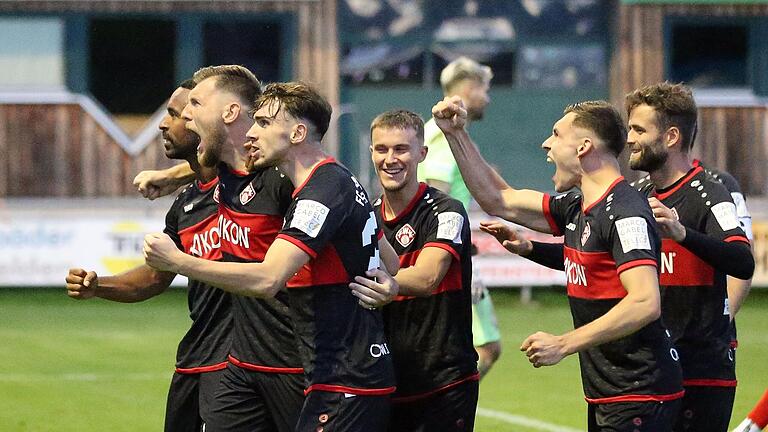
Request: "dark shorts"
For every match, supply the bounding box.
[389,379,479,432]
[297,391,391,432]
[673,386,736,432]
[164,369,225,432]
[205,363,305,432]
[588,399,681,432]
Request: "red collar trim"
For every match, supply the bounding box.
[381,182,429,225]
[582,176,624,214]
[692,159,701,167]
[292,157,336,198]
[197,176,219,192]
[654,166,702,201]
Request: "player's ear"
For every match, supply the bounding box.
[576,138,593,157]
[665,126,682,149]
[222,102,241,124]
[291,123,308,144]
[418,143,428,163]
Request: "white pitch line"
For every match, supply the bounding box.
[0,372,169,382]
[476,407,583,432]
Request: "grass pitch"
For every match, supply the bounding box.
[1,288,766,431]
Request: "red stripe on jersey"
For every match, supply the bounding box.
[391,246,463,300]
[616,259,658,275]
[197,176,219,191]
[228,355,303,374]
[392,372,479,403]
[304,383,396,396]
[563,246,626,300]
[277,234,317,259]
[178,214,223,260]
[585,390,685,404]
[285,241,351,288]
[217,206,283,261]
[724,235,750,245]
[175,361,228,375]
[654,166,703,201]
[659,239,714,286]
[583,176,624,214]
[292,157,336,198]
[683,379,737,388]
[423,241,460,261]
[377,229,384,240]
[731,340,739,348]
[381,183,428,225]
[542,194,562,236]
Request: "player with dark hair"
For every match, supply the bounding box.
[65,79,231,432]
[625,82,754,432]
[143,81,399,432]
[431,96,683,431]
[349,109,478,431]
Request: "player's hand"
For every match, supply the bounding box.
[648,197,686,242]
[349,268,399,309]
[479,221,533,256]
[143,233,183,272]
[520,331,568,368]
[243,140,261,172]
[65,268,98,300]
[432,95,468,133]
[133,170,182,200]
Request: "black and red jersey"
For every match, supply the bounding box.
[277,158,396,396]
[633,166,750,387]
[164,177,232,374]
[543,177,683,404]
[375,183,478,401]
[215,164,303,374]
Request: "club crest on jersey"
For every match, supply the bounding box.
[213,185,220,203]
[395,224,416,248]
[239,183,256,205]
[581,222,591,246]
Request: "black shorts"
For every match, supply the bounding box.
[205,363,305,432]
[588,399,681,432]
[297,391,390,432]
[673,386,735,432]
[389,379,479,432]
[164,369,225,432]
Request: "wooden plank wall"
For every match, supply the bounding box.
[612,3,768,194]
[0,0,339,197]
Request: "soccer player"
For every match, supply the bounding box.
[625,82,754,432]
[64,79,231,432]
[350,110,478,431]
[733,389,768,432]
[417,56,501,379]
[432,96,684,431]
[143,81,399,432]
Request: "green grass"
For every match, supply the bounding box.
[1,288,766,431]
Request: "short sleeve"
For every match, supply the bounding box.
[163,192,185,251]
[422,199,468,261]
[702,182,750,244]
[543,192,581,237]
[608,213,660,275]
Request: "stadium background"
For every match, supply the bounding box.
[1,0,767,430]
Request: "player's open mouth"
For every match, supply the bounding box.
[546,156,554,164]
[382,167,403,176]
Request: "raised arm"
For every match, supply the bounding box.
[65,265,175,303]
[521,265,660,367]
[134,162,196,200]
[431,96,552,233]
[144,233,309,298]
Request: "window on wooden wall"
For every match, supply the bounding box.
[203,21,283,84]
[670,24,748,88]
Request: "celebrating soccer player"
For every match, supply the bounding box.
[431,96,684,431]
[65,80,231,432]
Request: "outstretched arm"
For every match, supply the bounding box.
[431,97,552,233]
[479,221,565,270]
[521,265,660,367]
[134,163,196,200]
[65,265,175,302]
[144,233,308,298]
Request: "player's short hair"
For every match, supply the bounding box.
[254,81,332,139]
[369,110,424,145]
[178,78,196,90]
[440,56,493,94]
[625,82,698,152]
[193,65,262,108]
[564,100,627,157]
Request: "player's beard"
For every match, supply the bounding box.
[629,136,668,172]
[199,125,226,168]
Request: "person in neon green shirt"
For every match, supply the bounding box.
[418,56,501,378]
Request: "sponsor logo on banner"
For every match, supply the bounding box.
[102,221,151,274]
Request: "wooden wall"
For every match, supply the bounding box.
[612,3,768,194]
[0,0,339,197]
